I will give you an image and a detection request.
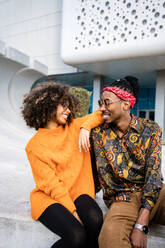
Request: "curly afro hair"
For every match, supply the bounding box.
[21,81,80,130]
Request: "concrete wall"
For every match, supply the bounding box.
[0,40,48,220]
[155,71,165,140]
[0,0,76,74]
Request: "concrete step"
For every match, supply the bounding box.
[0,214,58,248]
[0,197,165,248]
[148,224,165,248]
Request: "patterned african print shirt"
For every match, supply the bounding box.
[90,114,163,210]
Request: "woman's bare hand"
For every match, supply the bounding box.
[78,128,90,152]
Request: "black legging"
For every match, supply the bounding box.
[38,194,103,248]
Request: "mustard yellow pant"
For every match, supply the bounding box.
[99,184,165,248]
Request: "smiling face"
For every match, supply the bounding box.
[45,101,72,129]
[100,91,124,124]
[55,102,71,126]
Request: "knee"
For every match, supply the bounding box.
[69,227,87,248]
[99,221,131,248]
[88,206,103,233]
[92,209,103,231]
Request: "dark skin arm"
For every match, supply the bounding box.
[131,208,150,248]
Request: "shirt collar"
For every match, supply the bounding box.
[102,114,141,133]
[129,114,141,133]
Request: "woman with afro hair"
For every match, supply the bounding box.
[22,81,103,248]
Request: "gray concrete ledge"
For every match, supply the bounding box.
[0,198,165,248]
[31,60,48,75]
[0,40,5,56]
[0,39,48,74]
[149,224,165,238]
[6,46,30,67]
[0,214,59,248]
[148,225,165,248]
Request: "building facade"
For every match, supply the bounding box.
[0,0,165,137]
[61,0,165,138]
[0,1,165,246]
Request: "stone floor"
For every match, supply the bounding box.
[0,193,165,248]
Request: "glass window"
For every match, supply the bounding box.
[139,111,146,118]
[149,111,155,121]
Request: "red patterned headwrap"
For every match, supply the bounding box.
[102,87,136,108]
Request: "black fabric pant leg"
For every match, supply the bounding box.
[38,203,87,248]
[74,194,103,248]
[38,194,103,248]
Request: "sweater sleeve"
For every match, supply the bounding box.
[75,110,103,131]
[26,147,76,213]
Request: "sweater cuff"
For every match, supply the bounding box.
[141,198,155,211]
[80,110,103,131]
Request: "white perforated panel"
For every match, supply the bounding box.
[74,0,165,50]
[61,0,165,64]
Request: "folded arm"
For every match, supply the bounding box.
[78,110,103,151]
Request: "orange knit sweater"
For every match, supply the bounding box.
[25,110,103,220]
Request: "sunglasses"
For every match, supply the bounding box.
[60,102,70,111]
[98,99,122,107]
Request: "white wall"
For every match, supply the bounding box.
[61,0,165,66]
[0,41,48,217]
[0,0,76,74]
[155,70,165,140]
